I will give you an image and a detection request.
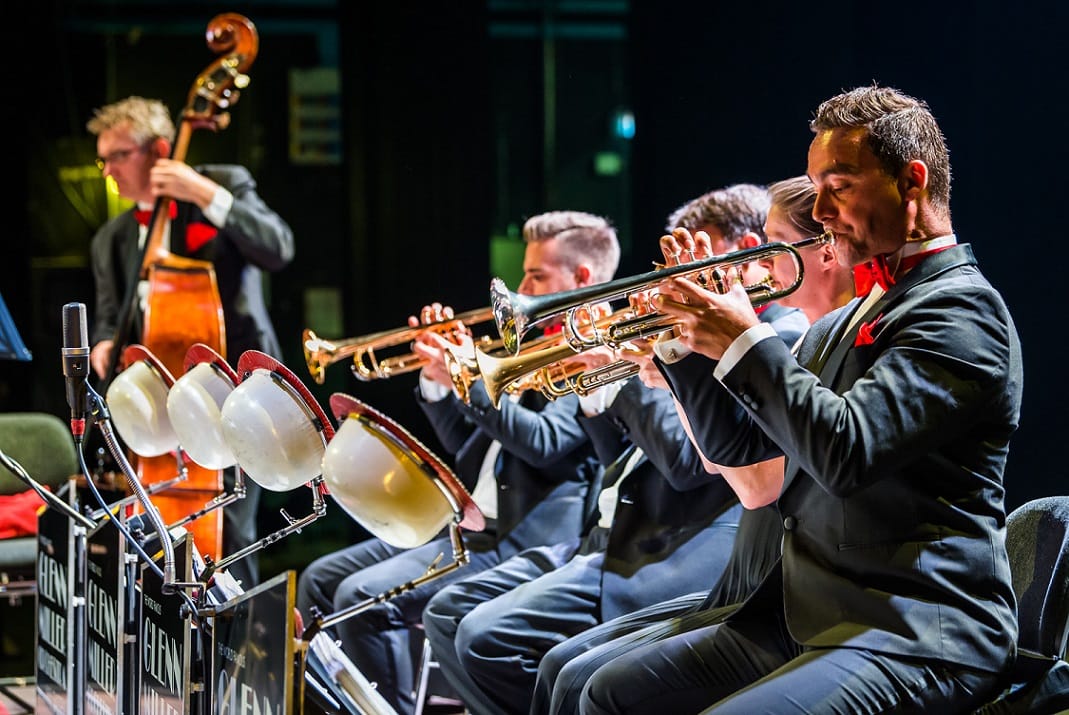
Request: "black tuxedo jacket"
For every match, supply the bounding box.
[660,243,1022,673]
[581,378,739,622]
[89,164,295,361]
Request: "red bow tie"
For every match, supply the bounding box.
[133,202,178,227]
[853,247,954,297]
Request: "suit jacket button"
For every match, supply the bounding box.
[783,515,797,530]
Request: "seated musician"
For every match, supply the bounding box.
[295,210,616,713]
[416,184,813,714]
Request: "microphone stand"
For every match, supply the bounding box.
[85,384,196,594]
[0,451,97,531]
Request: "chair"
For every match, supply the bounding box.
[976,495,1069,714]
[0,411,79,694]
[412,625,465,715]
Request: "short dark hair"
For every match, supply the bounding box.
[665,183,770,244]
[810,85,951,214]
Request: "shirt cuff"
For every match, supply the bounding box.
[653,333,691,364]
[577,377,628,416]
[419,373,450,402]
[203,186,234,228]
[713,323,777,380]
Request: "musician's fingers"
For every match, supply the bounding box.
[693,231,713,258]
[671,227,696,255]
[665,276,715,304]
[660,233,683,264]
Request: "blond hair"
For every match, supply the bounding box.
[86,96,176,144]
[522,211,620,283]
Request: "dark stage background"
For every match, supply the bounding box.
[5,0,1065,582]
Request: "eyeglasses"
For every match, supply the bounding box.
[95,144,150,171]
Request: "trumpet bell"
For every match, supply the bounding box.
[165,344,239,470]
[220,351,334,491]
[323,394,484,549]
[106,344,179,457]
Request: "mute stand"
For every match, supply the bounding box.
[295,522,471,715]
[90,385,219,711]
[197,477,329,587]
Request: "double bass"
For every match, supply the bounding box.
[107,13,259,563]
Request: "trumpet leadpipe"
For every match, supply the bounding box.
[490,232,832,355]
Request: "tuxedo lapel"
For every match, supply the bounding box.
[783,291,885,495]
[455,430,494,493]
[808,301,857,377]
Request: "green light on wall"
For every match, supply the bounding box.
[490,235,526,290]
[594,151,623,176]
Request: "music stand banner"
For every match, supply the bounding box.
[138,533,195,714]
[35,502,77,713]
[85,518,127,713]
[209,570,296,713]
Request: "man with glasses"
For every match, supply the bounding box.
[85,95,295,589]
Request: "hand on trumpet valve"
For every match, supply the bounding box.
[654,273,759,362]
[408,302,474,343]
[659,227,715,267]
[411,330,468,390]
[615,338,669,391]
[412,302,453,326]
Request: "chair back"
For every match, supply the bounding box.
[1007,495,1069,660]
[0,412,78,495]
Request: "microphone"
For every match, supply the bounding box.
[62,302,91,438]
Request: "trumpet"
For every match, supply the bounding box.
[445,330,567,405]
[475,306,638,407]
[490,232,834,355]
[302,306,497,385]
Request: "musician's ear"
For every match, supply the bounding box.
[574,263,593,287]
[149,136,171,158]
[738,232,762,250]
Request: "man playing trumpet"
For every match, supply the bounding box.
[296,210,617,713]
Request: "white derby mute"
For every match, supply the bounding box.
[105,344,179,457]
[165,344,240,470]
[220,351,334,492]
[322,393,484,549]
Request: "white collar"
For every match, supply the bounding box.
[899,233,957,259]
